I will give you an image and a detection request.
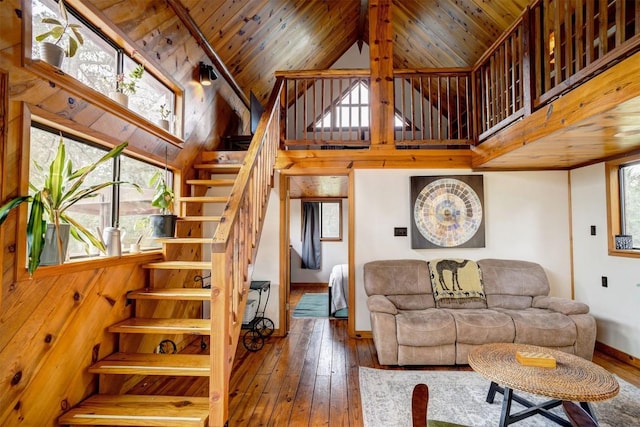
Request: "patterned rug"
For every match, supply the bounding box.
[359,367,640,427]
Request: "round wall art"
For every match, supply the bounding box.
[410,175,485,249]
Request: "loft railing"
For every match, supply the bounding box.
[278,69,473,148]
[394,69,473,146]
[208,77,282,426]
[476,0,640,140]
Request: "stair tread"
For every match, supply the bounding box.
[143,261,211,270]
[155,237,214,244]
[179,216,222,222]
[179,196,228,203]
[194,163,241,173]
[128,288,211,300]
[186,179,235,186]
[108,318,210,335]
[89,353,210,376]
[58,394,209,426]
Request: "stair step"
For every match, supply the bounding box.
[154,237,213,244]
[89,353,210,376]
[179,196,228,203]
[186,178,235,187]
[128,288,211,301]
[58,394,209,426]
[143,261,211,270]
[108,318,210,335]
[194,163,241,173]
[179,216,222,222]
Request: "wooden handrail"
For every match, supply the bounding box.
[208,78,283,426]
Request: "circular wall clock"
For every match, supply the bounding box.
[412,177,484,248]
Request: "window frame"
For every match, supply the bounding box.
[15,111,172,279]
[22,0,185,145]
[605,152,640,258]
[301,198,343,242]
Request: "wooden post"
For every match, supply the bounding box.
[369,0,394,148]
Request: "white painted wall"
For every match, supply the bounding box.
[353,169,572,331]
[570,163,640,359]
[249,177,281,328]
[289,198,349,283]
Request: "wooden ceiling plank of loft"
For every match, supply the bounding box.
[369,0,394,149]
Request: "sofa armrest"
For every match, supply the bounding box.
[367,295,398,314]
[533,296,590,315]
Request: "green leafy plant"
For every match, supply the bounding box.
[159,104,171,120]
[34,0,84,57]
[149,169,175,215]
[0,138,138,275]
[116,63,144,96]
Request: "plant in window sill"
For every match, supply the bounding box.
[149,165,176,238]
[110,63,144,107]
[0,138,140,275]
[158,104,172,131]
[35,0,84,68]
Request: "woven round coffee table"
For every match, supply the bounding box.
[468,343,619,427]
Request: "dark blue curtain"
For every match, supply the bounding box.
[301,202,321,269]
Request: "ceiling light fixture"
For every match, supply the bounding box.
[199,62,217,86]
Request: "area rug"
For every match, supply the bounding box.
[359,367,640,427]
[292,293,328,318]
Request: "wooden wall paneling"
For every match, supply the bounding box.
[0,262,147,426]
[0,70,7,311]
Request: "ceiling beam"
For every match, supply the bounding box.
[168,0,250,109]
[358,0,368,52]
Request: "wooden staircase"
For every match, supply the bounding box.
[59,153,242,427]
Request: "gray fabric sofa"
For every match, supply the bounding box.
[363,259,596,366]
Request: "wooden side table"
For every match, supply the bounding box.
[468,343,619,427]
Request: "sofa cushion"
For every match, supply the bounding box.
[428,259,488,309]
[364,260,435,309]
[478,259,550,309]
[446,309,515,344]
[396,309,456,347]
[496,308,577,347]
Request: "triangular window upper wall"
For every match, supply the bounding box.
[312,80,407,130]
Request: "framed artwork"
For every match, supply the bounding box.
[410,175,485,249]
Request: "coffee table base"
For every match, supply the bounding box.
[486,381,595,427]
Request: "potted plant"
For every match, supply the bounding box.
[111,63,144,107]
[34,0,84,67]
[0,138,137,275]
[149,166,176,238]
[158,104,171,131]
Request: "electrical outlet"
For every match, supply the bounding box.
[601,276,608,288]
[394,227,407,237]
[590,225,596,236]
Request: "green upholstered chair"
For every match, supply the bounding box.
[411,384,469,427]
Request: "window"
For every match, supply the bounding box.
[30,124,166,258]
[313,81,406,130]
[606,154,640,256]
[31,0,176,130]
[619,162,640,246]
[301,200,342,241]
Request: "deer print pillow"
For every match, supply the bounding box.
[428,259,486,307]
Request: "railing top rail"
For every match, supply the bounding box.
[211,77,284,252]
[394,67,472,76]
[276,69,371,79]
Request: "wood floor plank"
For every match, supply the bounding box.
[121,286,640,427]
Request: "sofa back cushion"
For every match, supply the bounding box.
[363,260,435,309]
[477,259,550,309]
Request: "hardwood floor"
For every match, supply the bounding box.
[130,284,640,426]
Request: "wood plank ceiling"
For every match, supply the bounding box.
[174,0,530,197]
[175,0,530,105]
